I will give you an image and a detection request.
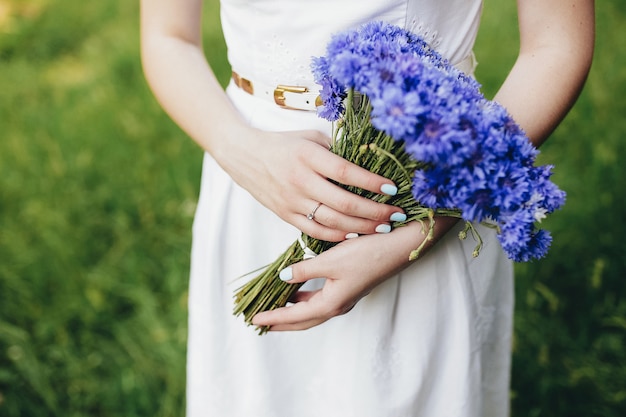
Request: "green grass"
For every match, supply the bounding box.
[0,0,624,416]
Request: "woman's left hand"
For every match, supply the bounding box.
[252,218,457,331]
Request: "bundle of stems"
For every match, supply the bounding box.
[233,90,468,334]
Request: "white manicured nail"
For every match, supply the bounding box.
[279,267,293,281]
[345,233,359,239]
[375,224,391,234]
[380,184,398,196]
[390,212,407,222]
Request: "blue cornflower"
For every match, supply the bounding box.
[497,210,535,258]
[523,229,553,261]
[329,51,368,87]
[500,222,552,262]
[370,86,422,139]
[527,165,567,213]
[411,167,453,208]
[311,56,347,121]
[317,81,346,121]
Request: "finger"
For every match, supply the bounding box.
[262,319,326,332]
[289,214,351,242]
[304,200,397,236]
[298,129,332,149]
[266,298,356,331]
[311,149,400,198]
[276,256,324,285]
[289,200,379,242]
[303,169,405,224]
[252,290,355,331]
[288,290,318,303]
[251,297,329,330]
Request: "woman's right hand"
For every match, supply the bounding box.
[215,124,406,242]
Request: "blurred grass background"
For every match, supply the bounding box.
[0,0,623,416]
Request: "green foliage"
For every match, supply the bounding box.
[0,0,212,415]
[0,0,624,416]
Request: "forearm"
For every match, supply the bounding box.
[140,1,248,163]
[493,0,595,147]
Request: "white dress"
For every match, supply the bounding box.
[187,1,514,416]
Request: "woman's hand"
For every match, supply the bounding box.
[217,124,406,242]
[251,217,458,331]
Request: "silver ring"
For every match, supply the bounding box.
[307,202,322,220]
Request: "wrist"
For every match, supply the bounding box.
[209,123,272,194]
[394,216,460,262]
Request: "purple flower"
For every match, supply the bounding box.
[523,229,553,261]
[370,87,422,139]
[317,82,346,121]
[311,56,347,121]
[499,221,553,262]
[527,165,567,213]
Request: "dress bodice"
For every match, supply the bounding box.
[220,0,483,87]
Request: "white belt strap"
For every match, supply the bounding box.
[232,52,476,111]
[232,71,322,111]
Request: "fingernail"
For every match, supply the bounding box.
[345,232,359,239]
[279,267,293,281]
[380,184,398,196]
[390,212,407,222]
[375,224,391,233]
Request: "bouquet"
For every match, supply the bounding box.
[234,21,565,334]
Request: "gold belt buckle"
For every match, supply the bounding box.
[232,71,254,95]
[274,85,323,109]
[274,84,308,109]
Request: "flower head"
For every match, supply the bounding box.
[311,56,347,121]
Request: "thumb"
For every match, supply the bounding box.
[278,256,325,284]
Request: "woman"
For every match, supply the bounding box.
[140,1,594,416]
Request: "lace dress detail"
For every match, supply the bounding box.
[256,33,313,87]
[406,17,442,49]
